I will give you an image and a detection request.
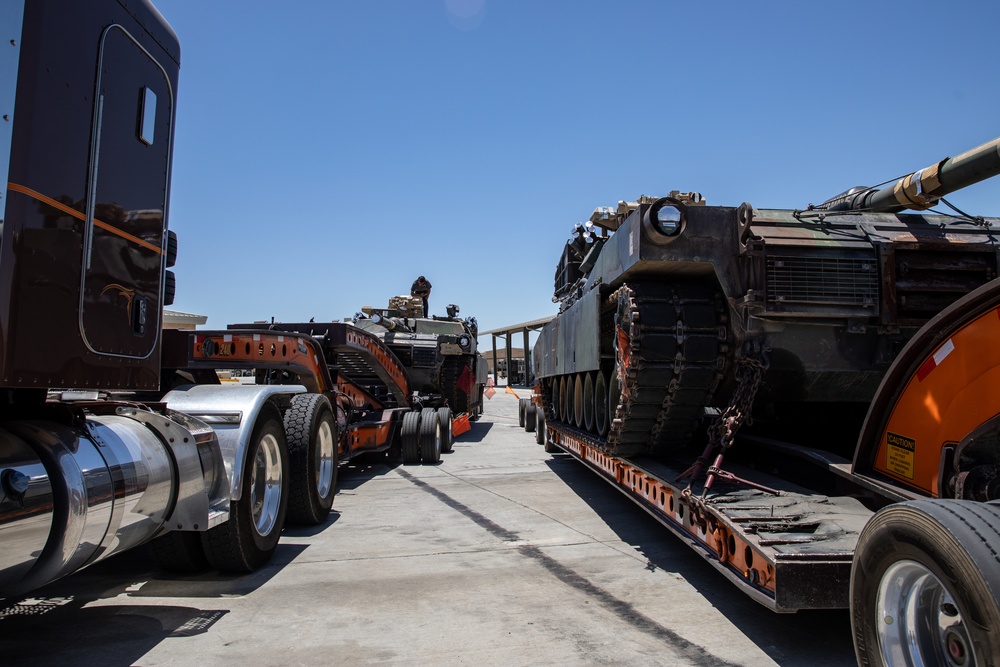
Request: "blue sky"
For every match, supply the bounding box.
[155,0,1000,333]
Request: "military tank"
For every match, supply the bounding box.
[534,136,1000,459]
[354,296,487,416]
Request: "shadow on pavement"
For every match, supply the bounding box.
[455,421,493,443]
[543,452,856,667]
[0,540,313,667]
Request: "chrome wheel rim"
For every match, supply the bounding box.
[877,559,975,667]
[250,432,283,537]
[316,420,335,498]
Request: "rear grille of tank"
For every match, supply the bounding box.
[765,255,879,315]
[893,249,997,324]
[389,345,412,366]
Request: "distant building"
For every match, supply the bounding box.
[163,309,207,330]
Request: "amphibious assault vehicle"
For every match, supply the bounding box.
[355,296,487,416]
[533,137,1000,459]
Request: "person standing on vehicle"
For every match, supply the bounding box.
[411,276,432,316]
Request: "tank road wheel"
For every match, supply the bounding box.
[202,408,288,572]
[518,398,528,427]
[524,402,536,432]
[551,378,562,423]
[850,499,1000,667]
[535,407,546,445]
[562,376,574,425]
[438,407,454,453]
[572,374,585,429]
[419,407,442,464]
[582,372,595,433]
[594,371,608,437]
[401,411,421,464]
[284,393,338,525]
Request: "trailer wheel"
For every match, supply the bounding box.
[524,402,536,432]
[535,409,546,445]
[438,407,454,453]
[850,499,1000,667]
[518,398,527,428]
[202,409,288,572]
[284,393,338,526]
[419,407,441,464]
[149,531,209,573]
[401,411,421,464]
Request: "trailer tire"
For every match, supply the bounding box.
[524,402,536,432]
[401,411,421,464]
[149,531,209,573]
[850,499,1000,667]
[284,393,338,526]
[202,409,288,572]
[535,409,546,445]
[438,407,454,453]
[419,407,441,464]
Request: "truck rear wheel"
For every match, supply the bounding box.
[518,398,527,427]
[419,407,441,464]
[284,393,338,526]
[401,411,421,464]
[850,499,1000,667]
[438,407,454,453]
[202,410,288,572]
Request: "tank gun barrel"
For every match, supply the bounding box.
[370,312,411,333]
[818,136,1000,213]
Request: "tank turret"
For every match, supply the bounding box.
[354,297,486,415]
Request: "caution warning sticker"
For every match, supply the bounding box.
[885,432,915,480]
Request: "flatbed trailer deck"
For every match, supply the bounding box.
[546,423,872,611]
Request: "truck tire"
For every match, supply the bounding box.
[149,531,209,573]
[401,411,421,464]
[518,398,527,427]
[438,407,454,453]
[535,409,546,445]
[202,409,289,572]
[284,393,338,526]
[850,499,1000,667]
[419,407,441,464]
[524,402,536,432]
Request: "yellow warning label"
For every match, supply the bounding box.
[885,432,915,480]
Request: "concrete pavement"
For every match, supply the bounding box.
[0,387,858,666]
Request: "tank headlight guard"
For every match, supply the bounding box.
[646,197,687,237]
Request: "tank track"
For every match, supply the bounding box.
[546,281,728,458]
[440,356,472,414]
